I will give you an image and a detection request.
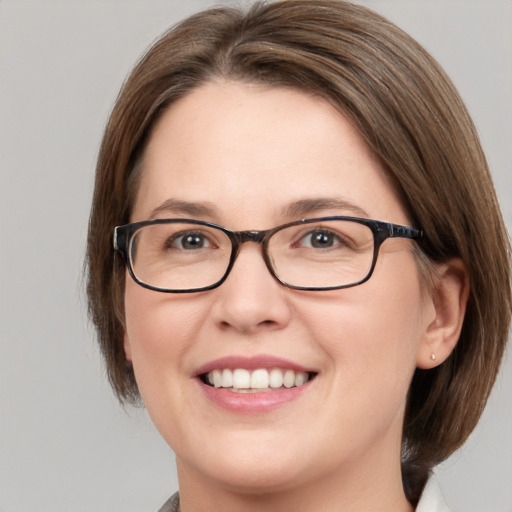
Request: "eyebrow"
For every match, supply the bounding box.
[281,198,369,219]
[149,199,219,219]
[148,196,369,221]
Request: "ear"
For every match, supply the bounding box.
[123,332,133,362]
[417,258,469,369]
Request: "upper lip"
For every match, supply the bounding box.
[195,355,315,376]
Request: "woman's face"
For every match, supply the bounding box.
[124,82,433,494]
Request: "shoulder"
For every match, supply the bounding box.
[416,475,450,512]
[157,492,180,512]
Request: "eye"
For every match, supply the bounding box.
[305,230,339,249]
[167,231,215,250]
[297,229,346,249]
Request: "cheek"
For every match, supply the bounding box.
[123,280,207,383]
[301,266,425,395]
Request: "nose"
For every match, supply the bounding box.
[210,243,293,335]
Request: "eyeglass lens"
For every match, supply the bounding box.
[128,220,375,291]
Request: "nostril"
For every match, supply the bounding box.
[218,318,277,333]
[259,319,278,327]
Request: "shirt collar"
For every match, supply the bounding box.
[416,475,450,512]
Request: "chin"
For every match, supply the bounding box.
[176,431,314,494]
[201,459,307,495]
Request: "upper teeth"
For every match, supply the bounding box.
[205,368,310,390]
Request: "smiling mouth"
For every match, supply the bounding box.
[200,368,317,392]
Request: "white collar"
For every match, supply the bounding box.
[416,475,450,512]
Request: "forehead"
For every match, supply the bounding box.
[132,81,407,227]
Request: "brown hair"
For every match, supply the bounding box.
[86,0,511,503]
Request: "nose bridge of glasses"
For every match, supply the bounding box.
[229,229,275,277]
[234,230,268,246]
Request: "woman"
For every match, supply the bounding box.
[86,1,511,511]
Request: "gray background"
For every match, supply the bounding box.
[0,1,510,511]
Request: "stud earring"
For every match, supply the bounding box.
[430,353,436,361]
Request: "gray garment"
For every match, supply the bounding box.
[157,475,449,512]
[158,492,180,512]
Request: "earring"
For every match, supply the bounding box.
[430,353,436,361]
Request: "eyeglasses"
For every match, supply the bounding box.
[113,216,422,293]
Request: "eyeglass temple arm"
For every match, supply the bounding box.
[388,223,422,240]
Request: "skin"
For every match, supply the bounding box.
[123,81,467,512]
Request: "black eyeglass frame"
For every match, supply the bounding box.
[113,216,423,293]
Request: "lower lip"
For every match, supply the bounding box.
[198,380,311,413]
